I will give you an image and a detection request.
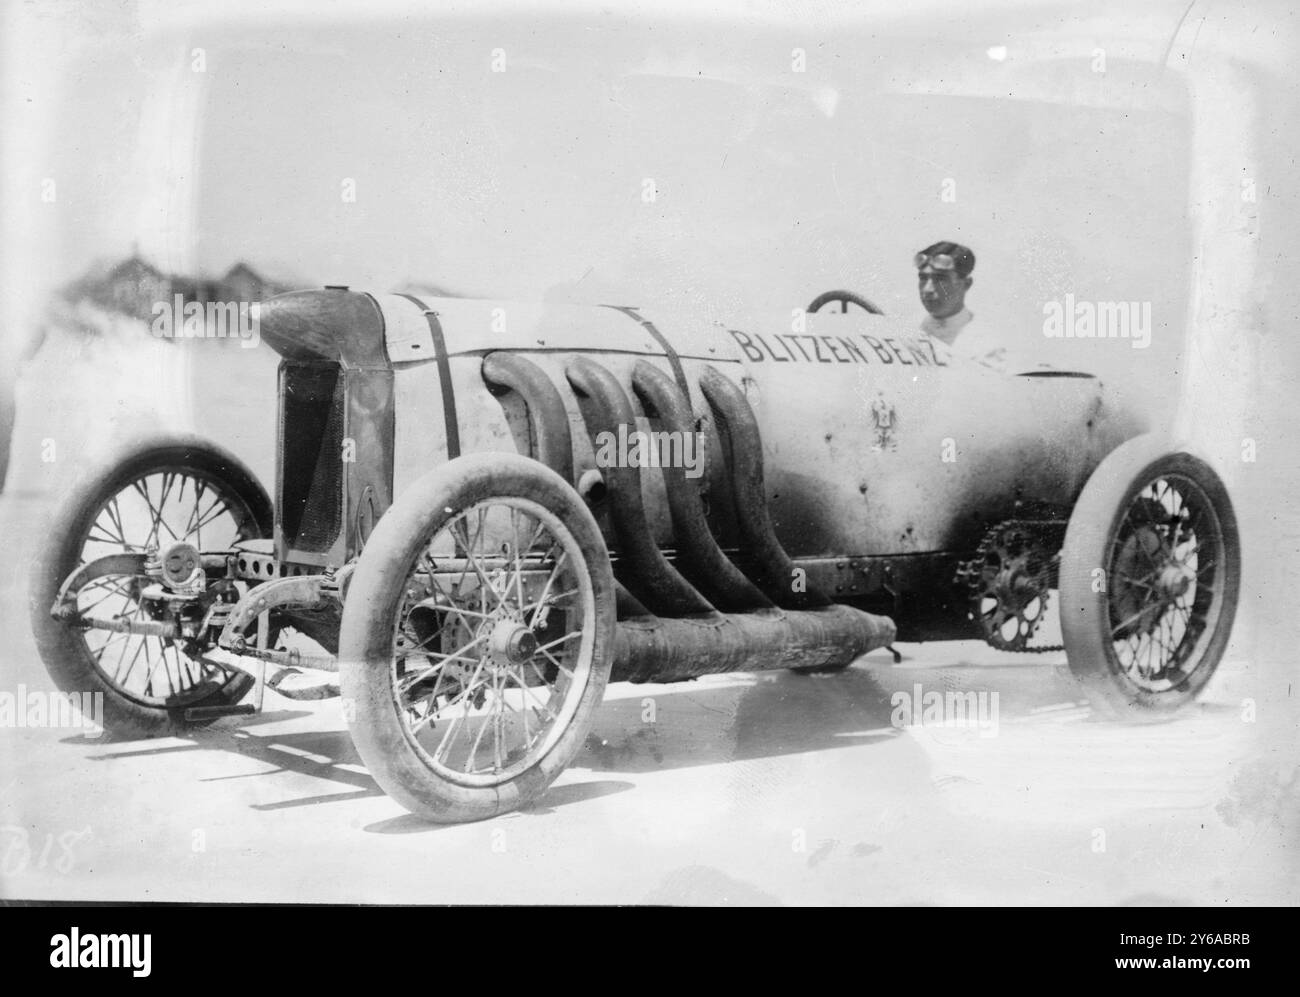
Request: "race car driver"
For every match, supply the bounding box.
[916,241,1008,369]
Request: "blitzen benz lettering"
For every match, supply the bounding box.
[728,329,947,366]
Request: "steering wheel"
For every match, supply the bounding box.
[807,290,884,315]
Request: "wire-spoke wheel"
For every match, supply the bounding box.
[339,453,615,823]
[29,436,273,735]
[1060,436,1240,715]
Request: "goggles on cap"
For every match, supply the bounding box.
[915,252,958,272]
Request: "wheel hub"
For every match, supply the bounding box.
[996,566,1038,608]
[157,541,205,593]
[1155,561,1195,601]
[1111,507,1179,638]
[489,619,538,665]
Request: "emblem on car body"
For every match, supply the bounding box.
[871,392,897,452]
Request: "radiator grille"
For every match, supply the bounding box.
[280,364,344,554]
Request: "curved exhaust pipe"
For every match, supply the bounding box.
[566,357,716,619]
[481,353,669,622]
[630,361,774,613]
[698,365,830,610]
[481,352,574,483]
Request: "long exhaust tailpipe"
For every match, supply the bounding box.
[613,604,894,682]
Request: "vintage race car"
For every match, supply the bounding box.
[29,287,1240,822]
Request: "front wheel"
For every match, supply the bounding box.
[28,435,274,735]
[338,453,616,823]
[1059,436,1240,716]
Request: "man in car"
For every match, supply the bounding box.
[916,241,1008,369]
[916,241,975,342]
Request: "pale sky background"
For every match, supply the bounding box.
[0,0,1227,401]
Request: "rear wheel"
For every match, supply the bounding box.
[1060,436,1240,715]
[28,435,273,735]
[339,453,616,823]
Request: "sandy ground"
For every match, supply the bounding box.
[0,325,1296,905]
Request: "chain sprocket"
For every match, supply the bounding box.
[955,520,1065,653]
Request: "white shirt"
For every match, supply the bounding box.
[920,308,1009,369]
[919,307,973,344]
